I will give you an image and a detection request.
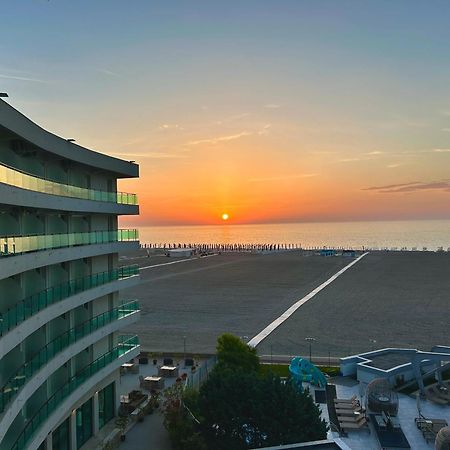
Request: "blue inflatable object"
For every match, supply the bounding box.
[289,357,327,391]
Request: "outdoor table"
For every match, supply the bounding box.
[144,376,165,390]
[120,394,130,404]
[158,365,179,378]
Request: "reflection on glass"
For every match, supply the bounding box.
[0,163,138,205]
[0,301,139,413]
[12,335,139,450]
[0,229,139,256]
[0,265,139,336]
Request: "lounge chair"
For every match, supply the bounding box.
[334,394,358,404]
[426,390,448,406]
[339,417,368,431]
[432,385,450,402]
[334,401,362,408]
[336,408,364,417]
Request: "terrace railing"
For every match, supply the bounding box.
[0,229,139,257]
[0,265,139,336]
[0,301,139,413]
[0,162,137,205]
[11,335,139,450]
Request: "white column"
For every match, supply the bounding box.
[45,432,53,450]
[93,392,100,435]
[70,409,77,450]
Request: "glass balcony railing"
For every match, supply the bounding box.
[0,265,139,336]
[0,228,139,257]
[12,335,139,450]
[0,301,139,413]
[0,162,138,205]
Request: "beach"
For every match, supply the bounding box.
[120,249,450,358]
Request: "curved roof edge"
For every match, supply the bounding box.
[0,99,138,178]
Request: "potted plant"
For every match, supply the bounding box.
[137,406,145,422]
[150,392,160,411]
[115,416,129,441]
[101,439,116,450]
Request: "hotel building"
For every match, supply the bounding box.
[0,99,141,450]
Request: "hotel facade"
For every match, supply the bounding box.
[0,99,141,450]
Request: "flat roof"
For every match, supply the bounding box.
[366,353,412,370]
[0,99,138,178]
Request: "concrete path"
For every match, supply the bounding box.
[248,252,369,347]
[119,413,172,450]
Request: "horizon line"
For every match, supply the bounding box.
[120,216,450,228]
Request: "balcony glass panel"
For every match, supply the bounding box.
[0,163,137,205]
[12,336,139,450]
[0,265,139,336]
[0,302,139,413]
[0,229,138,257]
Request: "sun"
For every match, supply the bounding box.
[221,213,229,221]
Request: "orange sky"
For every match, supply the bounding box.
[4,2,450,226]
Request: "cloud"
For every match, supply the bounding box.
[338,157,363,163]
[257,124,271,135]
[386,163,404,169]
[264,104,281,109]
[0,73,47,83]
[365,151,385,155]
[441,128,450,132]
[363,181,450,194]
[215,112,251,125]
[187,131,252,146]
[96,68,120,77]
[432,148,450,153]
[249,173,318,182]
[159,124,183,131]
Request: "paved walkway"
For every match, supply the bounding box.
[119,413,171,450]
[248,252,368,347]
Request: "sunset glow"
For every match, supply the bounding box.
[3,2,450,227]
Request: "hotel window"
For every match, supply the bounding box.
[98,382,115,428]
[76,399,93,449]
[52,417,70,450]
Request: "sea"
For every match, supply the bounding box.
[135,219,450,251]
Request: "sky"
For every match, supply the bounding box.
[1,0,450,226]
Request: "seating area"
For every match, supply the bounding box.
[426,381,450,406]
[158,365,179,378]
[139,375,165,391]
[333,394,368,432]
[118,390,148,416]
[120,360,140,375]
[415,416,448,444]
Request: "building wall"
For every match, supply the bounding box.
[0,100,140,450]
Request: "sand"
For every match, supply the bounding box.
[119,249,450,357]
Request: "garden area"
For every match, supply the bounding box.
[160,334,329,450]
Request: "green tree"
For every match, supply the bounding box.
[198,369,327,449]
[161,384,207,450]
[216,333,259,373]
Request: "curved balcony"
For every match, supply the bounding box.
[0,302,139,414]
[0,265,139,337]
[0,100,138,178]
[0,229,138,257]
[0,162,137,205]
[11,335,139,450]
